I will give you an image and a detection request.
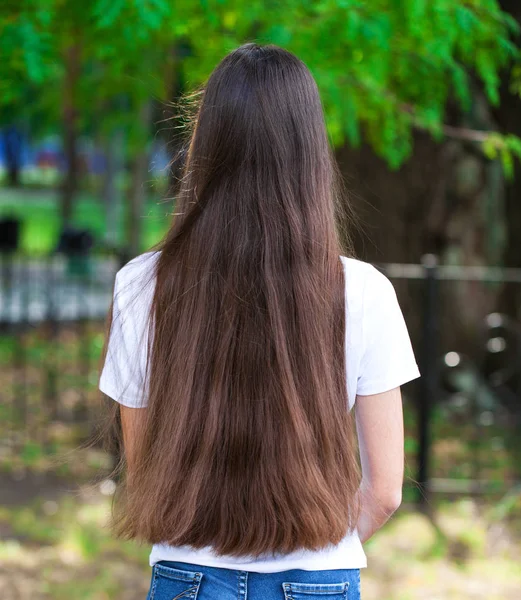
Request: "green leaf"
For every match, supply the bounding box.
[500,147,514,180]
[1,0,519,171]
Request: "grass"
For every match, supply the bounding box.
[0,488,151,600]
[0,323,107,474]
[0,484,520,600]
[362,499,521,600]
[0,186,169,254]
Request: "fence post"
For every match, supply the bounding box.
[44,255,60,423]
[13,254,28,429]
[417,254,439,510]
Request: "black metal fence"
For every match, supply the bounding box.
[0,251,122,463]
[1,252,521,506]
[380,256,521,505]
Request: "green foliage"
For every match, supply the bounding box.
[510,63,521,97]
[20,440,44,466]
[0,0,520,168]
[483,133,521,179]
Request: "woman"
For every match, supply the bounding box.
[99,43,420,600]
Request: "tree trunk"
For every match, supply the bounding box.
[496,0,521,315]
[102,130,124,249]
[164,43,185,195]
[499,160,521,317]
[127,101,152,258]
[61,43,81,228]
[3,126,22,187]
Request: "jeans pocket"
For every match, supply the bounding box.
[282,581,349,600]
[148,563,203,600]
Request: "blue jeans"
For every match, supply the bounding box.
[146,560,361,600]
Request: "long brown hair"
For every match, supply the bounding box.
[102,43,360,557]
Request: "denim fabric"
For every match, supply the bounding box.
[145,560,361,600]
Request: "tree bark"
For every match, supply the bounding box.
[127,101,152,258]
[61,42,81,228]
[164,43,185,195]
[496,0,521,315]
[102,129,124,249]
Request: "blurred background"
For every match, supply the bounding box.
[1,1,521,599]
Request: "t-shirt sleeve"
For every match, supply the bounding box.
[356,265,420,396]
[98,265,152,408]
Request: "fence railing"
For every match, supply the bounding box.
[379,255,521,506]
[1,251,521,507]
[0,251,123,466]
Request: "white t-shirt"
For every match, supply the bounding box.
[99,250,420,572]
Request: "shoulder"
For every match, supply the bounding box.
[339,255,395,299]
[117,250,161,288]
[114,250,161,307]
[118,250,161,281]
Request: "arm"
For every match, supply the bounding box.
[120,405,146,476]
[354,386,404,543]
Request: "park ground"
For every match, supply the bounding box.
[1,455,520,600]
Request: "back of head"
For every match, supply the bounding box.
[116,43,361,557]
